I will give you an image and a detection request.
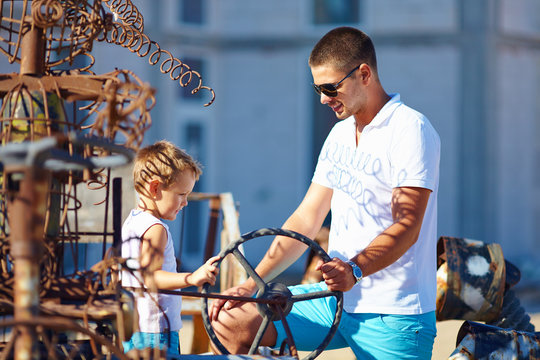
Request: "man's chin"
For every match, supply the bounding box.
[334,112,348,120]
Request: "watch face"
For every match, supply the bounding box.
[347,261,362,281]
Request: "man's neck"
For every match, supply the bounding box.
[354,91,391,144]
[355,91,391,127]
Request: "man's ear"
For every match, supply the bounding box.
[148,179,161,197]
[359,63,371,83]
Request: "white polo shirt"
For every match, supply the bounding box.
[312,94,440,314]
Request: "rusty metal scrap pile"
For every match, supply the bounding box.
[0,0,214,358]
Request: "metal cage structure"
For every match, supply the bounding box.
[0,0,214,358]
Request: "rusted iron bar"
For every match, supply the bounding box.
[0,73,140,102]
[129,287,285,306]
[112,177,122,253]
[8,168,48,360]
[8,11,47,350]
[101,168,111,258]
[20,15,44,75]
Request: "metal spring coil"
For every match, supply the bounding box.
[98,15,215,106]
[103,0,144,33]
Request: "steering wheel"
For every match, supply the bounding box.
[201,227,343,360]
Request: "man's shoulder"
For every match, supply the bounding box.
[393,103,438,136]
[394,101,427,122]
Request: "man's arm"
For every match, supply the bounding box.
[248,183,333,286]
[318,186,431,291]
[209,183,332,320]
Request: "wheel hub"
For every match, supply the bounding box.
[255,282,293,321]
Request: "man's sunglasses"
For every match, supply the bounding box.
[312,64,361,97]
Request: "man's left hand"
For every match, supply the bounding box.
[315,257,356,292]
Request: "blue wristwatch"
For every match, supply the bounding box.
[346,260,363,283]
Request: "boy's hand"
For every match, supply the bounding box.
[188,255,220,287]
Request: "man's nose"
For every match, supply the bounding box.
[320,92,332,105]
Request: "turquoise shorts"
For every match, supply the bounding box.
[273,282,436,360]
[122,331,180,355]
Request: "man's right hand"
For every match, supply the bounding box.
[209,283,255,322]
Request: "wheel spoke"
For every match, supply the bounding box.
[292,290,338,302]
[248,314,271,355]
[232,248,266,290]
[276,305,298,358]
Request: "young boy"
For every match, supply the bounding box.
[121,140,219,355]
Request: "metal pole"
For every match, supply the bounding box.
[112,177,122,254]
[20,15,45,76]
[8,168,48,360]
[10,6,47,357]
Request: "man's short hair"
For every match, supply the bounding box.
[309,27,378,73]
[133,140,202,194]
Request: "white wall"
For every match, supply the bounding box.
[126,0,540,278]
[496,48,539,259]
[4,0,535,278]
[377,44,461,237]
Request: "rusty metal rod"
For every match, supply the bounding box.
[9,169,48,360]
[20,16,45,75]
[124,287,287,305]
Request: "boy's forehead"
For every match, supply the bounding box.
[177,168,196,180]
[170,170,196,187]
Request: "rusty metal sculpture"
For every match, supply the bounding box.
[436,236,535,332]
[448,321,540,359]
[436,236,539,359]
[0,0,214,359]
[0,134,134,360]
[0,0,214,105]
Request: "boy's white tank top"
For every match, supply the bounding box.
[121,209,182,332]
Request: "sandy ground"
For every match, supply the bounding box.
[179,313,540,359]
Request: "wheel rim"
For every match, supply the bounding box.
[201,227,343,360]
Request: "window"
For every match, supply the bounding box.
[181,123,205,255]
[313,0,360,24]
[179,0,204,25]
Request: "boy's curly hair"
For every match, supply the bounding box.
[133,140,202,194]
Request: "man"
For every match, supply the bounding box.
[210,27,440,359]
